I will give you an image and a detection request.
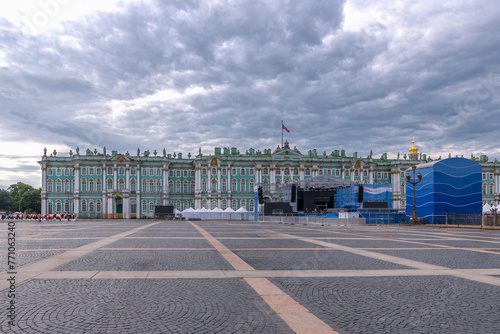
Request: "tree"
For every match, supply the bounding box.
[0,189,14,212]
[7,182,41,213]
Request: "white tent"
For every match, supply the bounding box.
[182,207,196,219]
[236,207,248,212]
[211,207,224,219]
[197,207,211,219]
[483,203,492,213]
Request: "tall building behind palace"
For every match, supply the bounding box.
[38,139,500,218]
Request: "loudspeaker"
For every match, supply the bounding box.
[291,185,296,203]
[357,185,364,202]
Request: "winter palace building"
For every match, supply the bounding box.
[38,140,500,218]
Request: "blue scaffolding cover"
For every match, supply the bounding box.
[336,184,392,210]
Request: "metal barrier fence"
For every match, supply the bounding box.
[482,213,500,227]
[78,213,103,219]
[259,215,366,226]
[358,210,406,225]
[445,213,482,227]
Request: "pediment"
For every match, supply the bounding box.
[110,154,131,162]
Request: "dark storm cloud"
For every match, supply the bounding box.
[1,0,500,188]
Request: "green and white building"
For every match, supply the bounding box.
[38,140,500,218]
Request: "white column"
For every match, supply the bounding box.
[74,165,80,216]
[163,164,168,205]
[107,194,113,218]
[102,193,106,217]
[136,166,141,217]
[41,166,47,215]
[369,169,374,184]
[123,196,130,219]
[113,164,117,190]
[351,168,355,182]
[299,165,304,180]
[195,167,201,209]
[126,164,130,190]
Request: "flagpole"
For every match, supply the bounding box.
[281,120,283,148]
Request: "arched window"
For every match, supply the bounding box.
[222,179,227,192]
[81,200,87,212]
[212,168,217,175]
[176,201,181,210]
[130,180,136,192]
[142,201,147,213]
[142,180,147,192]
[64,180,70,192]
[176,181,181,193]
[293,168,299,176]
[232,200,238,211]
[222,199,227,210]
[183,200,188,211]
[107,167,112,175]
[149,201,154,212]
[48,201,53,213]
[483,183,487,195]
[64,201,69,213]
[150,180,155,193]
[231,179,237,192]
[96,179,102,192]
[305,168,311,176]
[48,180,53,192]
[130,201,137,214]
[56,201,62,212]
[240,179,246,193]
[96,201,101,213]
[263,178,269,191]
[276,168,281,175]
[119,179,125,191]
[169,181,174,193]
[89,179,94,192]
[211,201,217,210]
[263,167,269,175]
[157,180,162,193]
[107,179,113,190]
[183,181,188,193]
[202,179,207,192]
[276,178,281,185]
[489,183,494,195]
[119,167,125,175]
[81,179,87,192]
[240,199,246,211]
[211,179,217,191]
[191,181,195,193]
[249,199,254,212]
[249,179,254,191]
[202,199,208,209]
[284,168,290,175]
[89,201,94,212]
[56,180,62,193]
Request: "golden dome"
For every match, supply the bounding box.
[409,137,419,154]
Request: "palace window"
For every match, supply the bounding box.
[211,180,217,192]
[96,201,101,213]
[483,183,487,194]
[81,179,87,192]
[232,200,238,211]
[149,168,154,176]
[119,167,125,175]
[176,170,181,178]
[241,199,246,211]
[489,183,494,195]
[107,167,113,175]
[377,172,382,179]
[190,181,195,193]
[142,180,147,192]
[400,171,404,178]
[150,180,155,193]
[249,168,254,176]
[64,168,70,176]
[327,169,332,175]
[142,168,147,176]
[81,168,86,176]
[211,201,217,210]
[293,168,299,176]
[249,199,254,212]
[355,170,359,177]
[56,201,61,212]
[284,168,290,175]
[489,173,494,180]
[64,201,69,213]
[157,180,162,192]
[184,170,188,178]
[89,168,94,176]
[169,170,174,177]
[249,179,254,191]
[56,168,62,176]
[191,171,195,178]
[202,168,207,175]
[183,181,188,193]
[47,168,53,176]
[130,168,136,175]
[305,168,311,176]
[276,169,281,175]
[48,201,53,214]
[231,179,237,192]
[263,167,269,175]
[483,173,486,180]
[64,180,70,193]
[107,179,113,190]
[241,168,246,176]
[89,201,94,212]
[365,170,369,177]
[96,168,101,175]
[222,179,227,192]
[169,182,174,193]
[130,180,136,192]
[212,168,217,175]
[231,168,236,176]
[222,200,227,210]
[202,179,207,192]
[157,168,162,176]
[202,199,208,209]
[119,179,125,191]
[176,181,181,193]
[383,172,388,179]
[240,179,246,193]
[131,201,136,214]
[345,170,350,177]
[149,201,154,212]
[142,201,147,213]
[89,179,94,192]
[319,170,323,175]
[336,169,340,177]
[81,201,87,212]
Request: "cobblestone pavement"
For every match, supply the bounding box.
[1,219,500,333]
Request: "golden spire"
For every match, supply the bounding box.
[409,137,419,154]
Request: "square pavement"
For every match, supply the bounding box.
[1,219,500,333]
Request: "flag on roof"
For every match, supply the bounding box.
[282,124,290,133]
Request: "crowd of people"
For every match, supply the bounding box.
[1,213,75,221]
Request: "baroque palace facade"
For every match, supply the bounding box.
[38,140,500,218]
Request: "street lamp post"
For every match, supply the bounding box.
[406,165,423,222]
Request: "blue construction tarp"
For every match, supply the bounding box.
[335,184,392,210]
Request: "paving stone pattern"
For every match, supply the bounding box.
[271,276,500,334]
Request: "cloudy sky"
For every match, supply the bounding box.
[1,0,499,189]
